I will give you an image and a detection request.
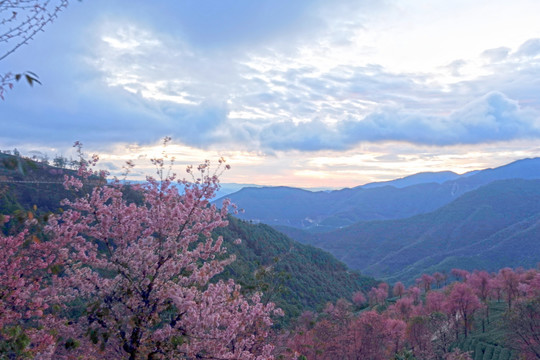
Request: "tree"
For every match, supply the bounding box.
[390,297,416,321]
[444,283,481,339]
[406,316,434,360]
[467,270,492,330]
[425,291,445,313]
[347,311,404,360]
[52,155,68,168]
[0,217,56,358]
[393,282,405,299]
[352,291,366,307]
[505,296,540,359]
[1,0,69,98]
[497,267,520,309]
[433,272,447,288]
[451,268,469,282]
[45,157,280,359]
[368,286,388,306]
[416,274,435,293]
[289,302,406,360]
[407,286,421,305]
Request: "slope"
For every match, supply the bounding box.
[291,179,540,282]
[214,217,376,325]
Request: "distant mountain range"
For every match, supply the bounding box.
[214,158,540,282]
[276,178,540,282]
[216,158,540,231]
[359,170,466,189]
[215,183,338,200]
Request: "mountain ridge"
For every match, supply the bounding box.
[280,178,540,282]
[216,157,540,230]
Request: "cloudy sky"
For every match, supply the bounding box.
[2,0,540,188]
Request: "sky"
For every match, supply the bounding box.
[2,0,540,188]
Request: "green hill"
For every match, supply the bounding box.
[215,217,376,325]
[283,179,540,283]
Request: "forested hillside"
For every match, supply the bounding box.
[280,179,540,282]
[215,217,375,324]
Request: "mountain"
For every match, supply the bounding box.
[216,158,540,231]
[215,217,376,325]
[214,183,263,199]
[360,170,462,189]
[282,179,540,283]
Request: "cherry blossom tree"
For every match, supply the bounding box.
[347,311,404,360]
[368,283,388,307]
[433,272,447,288]
[393,281,405,299]
[451,268,469,282]
[405,316,434,359]
[444,283,481,339]
[497,267,520,309]
[425,291,445,314]
[390,297,416,321]
[407,286,422,305]
[44,156,280,359]
[351,291,366,307]
[505,296,540,359]
[290,302,406,360]
[467,270,492,331]
[323,298,352,325]
[0,217,56,358]
[416,274,435,293]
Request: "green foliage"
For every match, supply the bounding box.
[474,343,485,360]
[1,157,17,170]
[482,345,494,360]
[0,326,32,359]
[63,338,80,350]
[498,348,510,360]
[491,347,501,360]
[214,216,376,326]
[0,152,103,221]
[394,349,417,359]
[452,300,525,360]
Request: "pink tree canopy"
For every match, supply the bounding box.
[43,156,280,359]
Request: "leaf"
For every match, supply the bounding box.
[25,74,41,87]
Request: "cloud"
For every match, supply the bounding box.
[445,59,467,76]
[255,92,540,151]
[481,47,510,62]
[515,38,540,58]
[3,0,540,159]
